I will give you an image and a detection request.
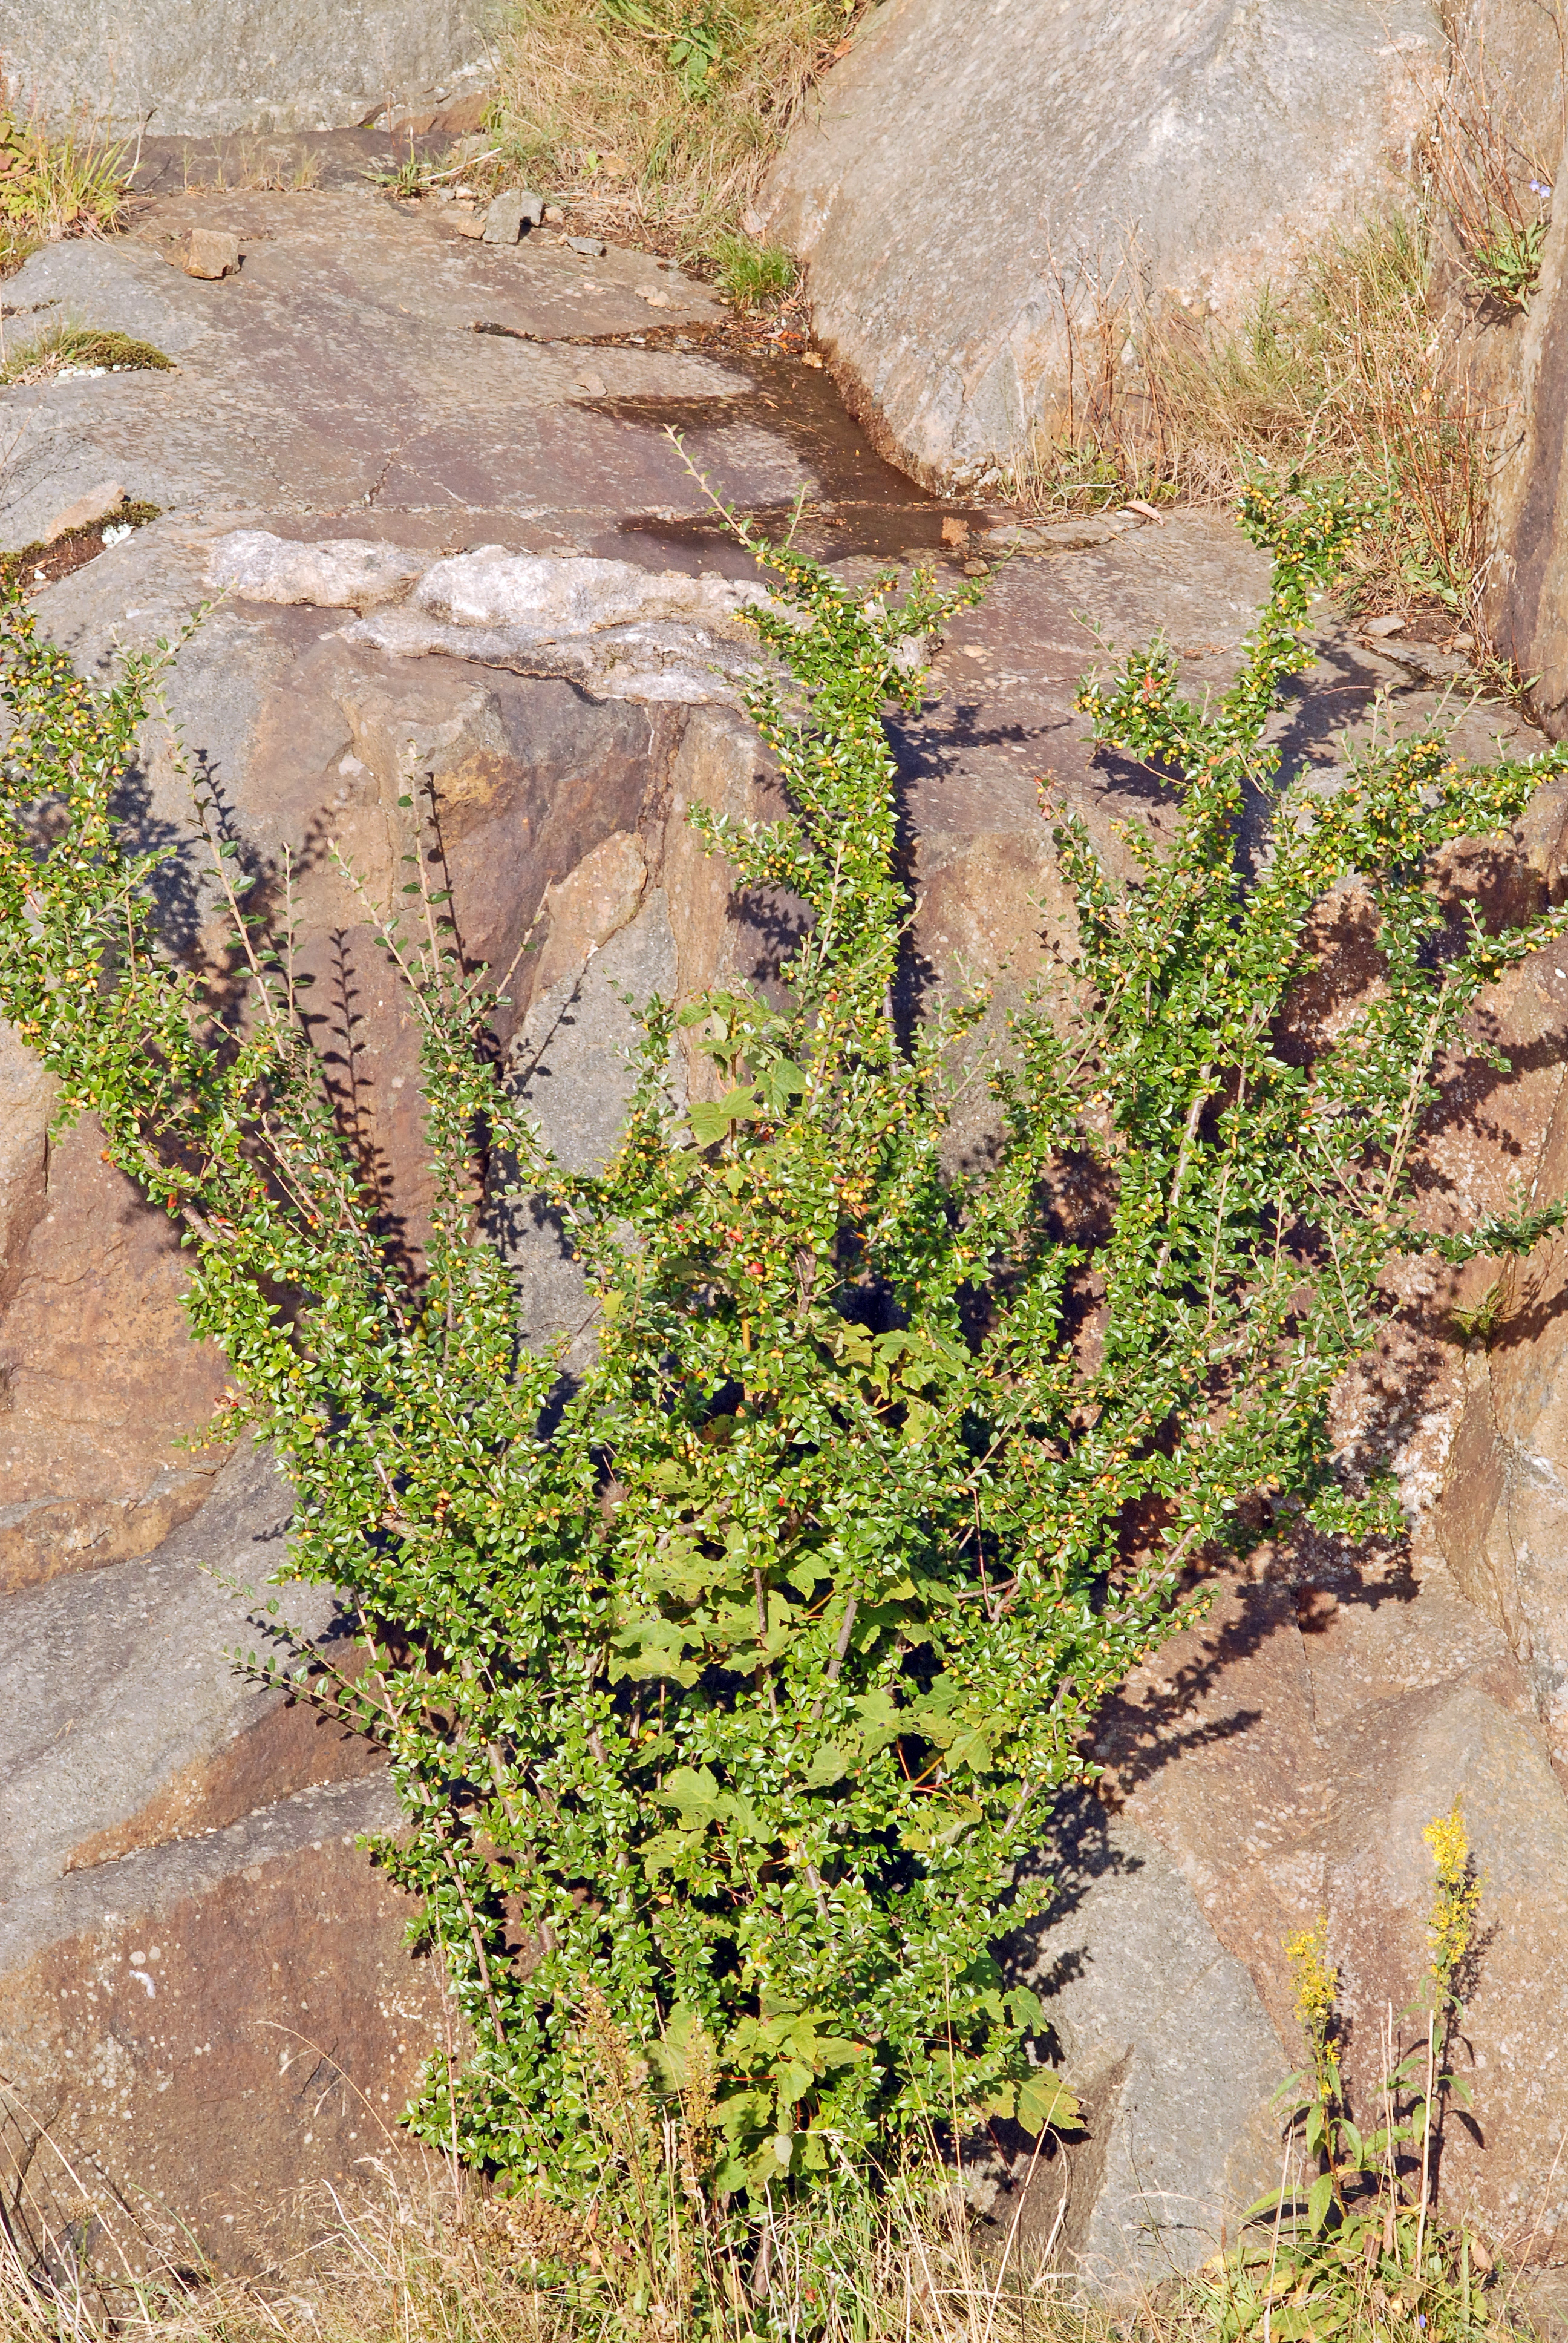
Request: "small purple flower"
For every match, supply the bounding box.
[1530,180,1553,197]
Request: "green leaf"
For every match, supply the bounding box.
[644,2005,717,2094]
[1016,2069,1082,2133]
[655,1766,728,1826]
[687,1084,764,1143]
[637,1827,697,1876]
[853,1688,903,1753]
[607,1614,701,1686]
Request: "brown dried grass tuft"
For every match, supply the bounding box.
[0,110,129,277]
[1010,212,1487,623]
[0,2146,1154,2343]
[492,0,869,250]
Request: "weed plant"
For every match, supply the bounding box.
[711,232,797,308]
[1,479,1566,2309]
[0,323,172,388]
[0,111,128,274]
[1420,36,1558,313]
[1197,1808,1503,2343]
[494,0,865,243]
[1466,216,1549,311]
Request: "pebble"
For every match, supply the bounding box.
[184,226,241,280]
[573,372,609,397]
[566,235,607,258]
[482,191,526,244]
[1364,612,1406,637]
[451,214,485,240]
[519,190,546,228]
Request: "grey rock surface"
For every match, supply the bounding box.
[1085,1559,1568,2259]
[0,0,493,136]
[1483,119,1568,738]
[211,529,430,606]
[514,883,680,1150]
[1014,1801,1283,2283]
[0,1771,434,2276]
[0,195,759,554]
[1449,0,1567,188]
[762,0,1440,483]
[483,191,526,246]
[0,1444,434,2273]
[204,534,777,703]
[0,1024,50,1314]
[503,888,682,1368]
[409,547,767,631]
[0,1442,315,1910]
[339,606,768,703]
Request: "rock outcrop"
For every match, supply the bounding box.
[0,1443,437,2275]
[9,179,1568,2286]
[0,0,491,136]
[1013,1561,1568,2273]
[1483,122,1568,736]
[760,0,1440,487]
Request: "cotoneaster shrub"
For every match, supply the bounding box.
[0,482,1563,2256]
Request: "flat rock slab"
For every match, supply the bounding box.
[1,0,488,136]
[0,195,756,550]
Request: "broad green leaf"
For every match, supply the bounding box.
[656,1766,728,1826]
[687,1084,764,1143]
[1016,2069,1082,2133]
[1307,2171,1334,2234]
[643,2005,717,2094]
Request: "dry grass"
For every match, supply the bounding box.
[492,0,869,250]
[168,140,325,195]
[1419,19,1562,310]
[1008,212,1486,622]
[3,2028,1547,2343]
[0,112,129,277]
[0,2140,1126,2343]
[4,2156,1551,2343]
